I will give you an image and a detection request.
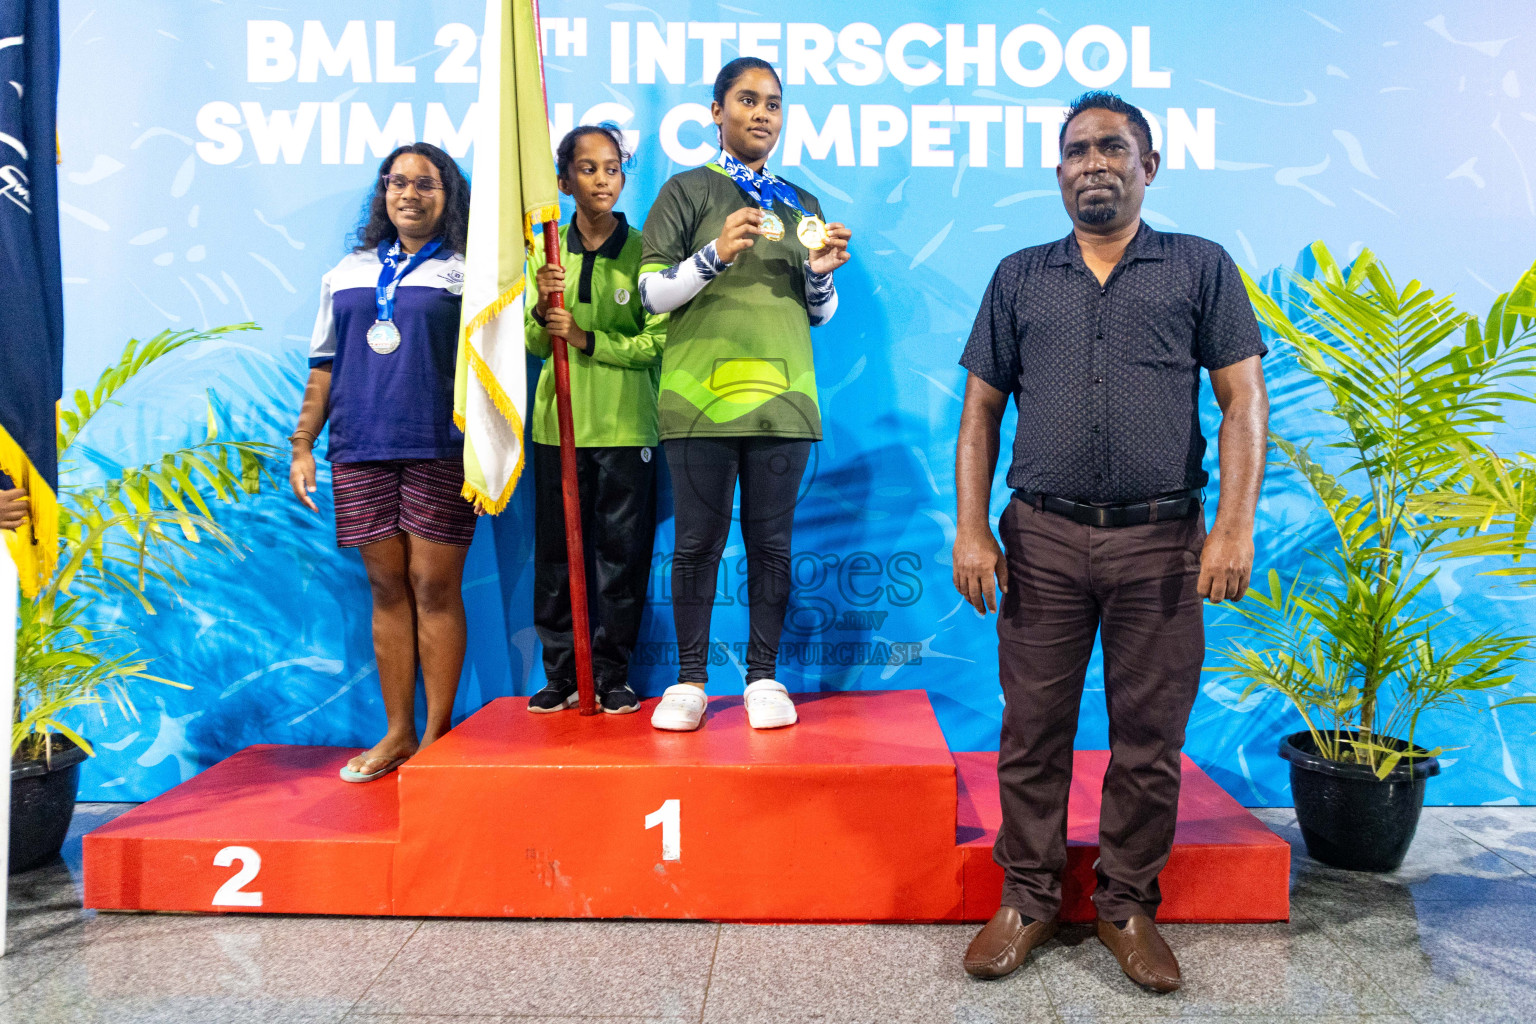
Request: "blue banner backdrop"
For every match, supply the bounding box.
[52,1,1536,803]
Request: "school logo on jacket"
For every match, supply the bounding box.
[444,268,465,295]
[614,287,630,306]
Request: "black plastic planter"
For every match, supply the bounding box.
[1279,730,1439,872]
[9,737,88,874]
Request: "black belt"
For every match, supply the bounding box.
[1014,488,1201,528]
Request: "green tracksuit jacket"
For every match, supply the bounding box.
[525,214,666,447]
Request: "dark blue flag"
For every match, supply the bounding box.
[0,0,63,594]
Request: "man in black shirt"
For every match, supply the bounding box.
[955,92,1268,993]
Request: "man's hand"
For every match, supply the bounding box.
[715,207,764,263]
[543,307,590,354]
[1204,355,1267,604]
[1198,523,1253,604]
[953,523,1009,614]
[807,222,851,275]
[0,487,29,530]
[953,374,1010,614]
[289,447,320,513]
[534,263,565,315]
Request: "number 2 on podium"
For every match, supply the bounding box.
[212,846,263,907]
[645,799,681,861]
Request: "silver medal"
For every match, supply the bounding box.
[367,320,402,354]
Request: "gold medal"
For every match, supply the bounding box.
[797,215,829,251]
[760,211,785,242]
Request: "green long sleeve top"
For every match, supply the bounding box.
[525,213,666,447]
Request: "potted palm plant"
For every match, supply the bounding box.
[1413,443,1536,584]
[1207,244,1536,872]
[9,323,276,873]
[1408,441,1536,705]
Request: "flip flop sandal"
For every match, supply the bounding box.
[339,755,409,783]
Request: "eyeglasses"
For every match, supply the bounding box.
[381,174,444,194]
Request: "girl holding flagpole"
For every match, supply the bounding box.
[638,57,852,733]
[288,143,478,782]
[524,124,667,716]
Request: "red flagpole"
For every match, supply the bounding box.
[541,220,599,716]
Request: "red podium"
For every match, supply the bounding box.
[83,691,1289,922]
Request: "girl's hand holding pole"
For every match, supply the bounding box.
[535,263,566,315]
[543,307,590,354]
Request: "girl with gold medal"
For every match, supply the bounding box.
[638,57,852,733]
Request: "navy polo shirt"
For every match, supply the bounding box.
[309,244,466,463]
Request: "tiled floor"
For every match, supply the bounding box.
[3,802,1535,1023]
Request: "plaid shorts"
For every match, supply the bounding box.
[331,458,478,549]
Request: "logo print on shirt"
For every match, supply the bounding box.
[443,268,465,296]
[614,287,631,306]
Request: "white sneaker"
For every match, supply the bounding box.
[651,684,708,731]
[744,679,798,729]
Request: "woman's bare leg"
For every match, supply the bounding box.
[405,534,471,748]
[347,534,421,774]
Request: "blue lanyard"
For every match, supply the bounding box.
[715,151,811,218]
[375,237,443,322]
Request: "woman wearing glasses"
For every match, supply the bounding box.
[289,143,477,782]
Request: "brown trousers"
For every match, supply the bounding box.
[993,497,1206,923]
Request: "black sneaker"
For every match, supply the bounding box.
[528,681,578,713]
[599,684,640,715]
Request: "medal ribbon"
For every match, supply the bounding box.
[715,151,813,219]
[375,236,444,323]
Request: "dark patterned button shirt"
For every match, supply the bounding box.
[960,222,1266,503]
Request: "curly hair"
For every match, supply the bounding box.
[352,142,471,256]
[1058,91,1155,158]
[555,123,630,183]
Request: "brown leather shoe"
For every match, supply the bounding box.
[963,906,1058,979]
[1096,914,1182,993]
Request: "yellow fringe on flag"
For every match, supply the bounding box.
[523,204,562,258]
[458,343,527,515]
[460,470,520,517]
[0,423,59,599]
[460,276,526,350]
[466,345,522,427]
[453,200,552,517]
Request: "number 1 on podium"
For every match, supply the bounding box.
[645,799,680,861]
